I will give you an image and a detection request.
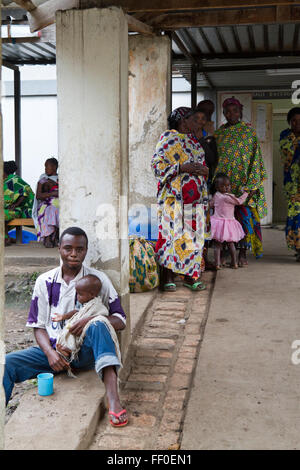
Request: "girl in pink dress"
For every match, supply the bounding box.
[210,173,254,269]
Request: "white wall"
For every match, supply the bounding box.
[1,65,58,191]
[2,96,58,190]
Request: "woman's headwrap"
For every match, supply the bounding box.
[169,106,191,123]
[222,97,243,111]
[4,160,18,175]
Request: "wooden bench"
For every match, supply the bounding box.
[7,218,35,244]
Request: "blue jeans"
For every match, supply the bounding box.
[3,321,121,405]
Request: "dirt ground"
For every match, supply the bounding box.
[4,300,37,423]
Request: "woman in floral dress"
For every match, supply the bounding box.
[4,161,34,246]
[151,107,209,292]
[214,97,267,265]
[279,107,300,260]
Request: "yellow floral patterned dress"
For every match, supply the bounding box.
[151,130,209,278]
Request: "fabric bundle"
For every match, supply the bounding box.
[56,297,122,375]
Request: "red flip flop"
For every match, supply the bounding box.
[109,409,128,427]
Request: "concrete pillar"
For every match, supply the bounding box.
[128,35,171,210]
[0,25,4,447]
[0,105,4,451]
[56,7,130,353]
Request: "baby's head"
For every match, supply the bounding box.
[75,274,102,305]
[214,173,231,194]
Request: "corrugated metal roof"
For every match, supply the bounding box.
[2,40,56,65]
[175,24,300,56]
[2,7,300,90]
[172,23,300,89]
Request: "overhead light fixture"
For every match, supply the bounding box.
[266,68,300,76]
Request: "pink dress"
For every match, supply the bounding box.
[210,191,248,243]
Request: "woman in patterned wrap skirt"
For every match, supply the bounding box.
[151,107,210,292]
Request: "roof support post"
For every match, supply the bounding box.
[14,68,22,177]
[14,67,23,244]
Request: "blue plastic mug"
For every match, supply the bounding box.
[37,373,54,396]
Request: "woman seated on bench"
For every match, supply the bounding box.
[4,161,35,246]
[32,158,59,248]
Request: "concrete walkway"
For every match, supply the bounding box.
[181,228,300,450]
[89,271,215,450]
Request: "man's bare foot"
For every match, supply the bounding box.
[108,400,128,426]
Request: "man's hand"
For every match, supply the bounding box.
[56,344,72,359]
[34,327,69,371]
[46,348,70,372]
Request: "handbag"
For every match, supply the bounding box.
[129,237,159,293]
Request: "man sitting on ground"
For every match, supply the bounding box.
[3,226,128,427]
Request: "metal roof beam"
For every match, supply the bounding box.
[172,31,214,88]
[215,27,229,53]
[2,37,45,44]
[172,31,198,65]
[196,62,300,72]
[231,26,242,52]
[278,24,284,49]
[247,25,256,51]
[173,50,300,60]
[264,24,270,51]
[198,27,215,54]
[293,23,300,49]
[178,28,202,55]
[2,60,19,71]
[3,58,56,65]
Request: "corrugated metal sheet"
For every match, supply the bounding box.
[2,40,56,65]
[175,23,300,55]
[2,13,300,90]
[172,23,300,89]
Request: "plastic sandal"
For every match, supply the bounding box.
[163,282,177,292]
[183,281,206,291]
[109,409,128,427]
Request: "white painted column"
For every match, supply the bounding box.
[56,7,130,351]
[0,90,4,450]
[128,35,171,209]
